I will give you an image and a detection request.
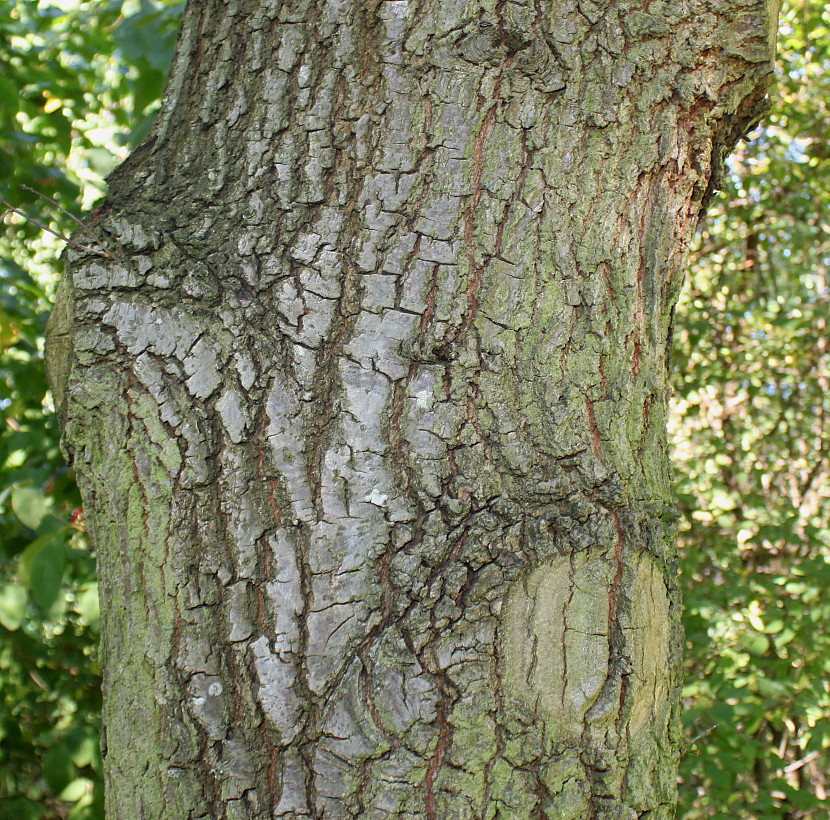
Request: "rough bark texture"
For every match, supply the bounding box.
[47,0,777,817]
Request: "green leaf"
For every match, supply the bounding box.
[756,677,787,698]
[43,743,75,793]
[740,631,770,656]
[0,75,17,122]
[0,584,28,631]
[18,532,66,610]
[11,486,51,530]
[85,147,119,176]
[77,583,100,631]
[59,777,92,803]
[66,726,99,769]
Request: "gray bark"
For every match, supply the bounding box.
[47,0,777,817]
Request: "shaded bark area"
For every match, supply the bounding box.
[48,0,776,817]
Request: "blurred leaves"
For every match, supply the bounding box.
[674,0,830,816]
[0,1,181,817]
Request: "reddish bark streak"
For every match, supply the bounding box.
[632,336,641,379]
[456,102,497,339]
[423,703,451,820]
[585,396,602,459]
[419,262,440,334]
[639,393,654,460]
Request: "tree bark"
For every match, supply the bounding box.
[47,0,777,817]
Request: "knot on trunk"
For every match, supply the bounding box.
[456,23,568,94]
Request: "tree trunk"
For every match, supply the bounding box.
[47,0,777,817]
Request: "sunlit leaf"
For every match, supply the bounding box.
[11,486,51,530]
[0,584,28,631]
[77,583,100,631]
[59,776,92,802]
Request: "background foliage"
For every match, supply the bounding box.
[0,2,181,817]
[674,2,830,817]
[0,1,827,818]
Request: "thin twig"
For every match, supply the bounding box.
[782,750,820,775]
[28,668,50,692]
[1,200,117,260]
[19,184,122,260]
[683,724,718,748]
[20,184,94,237]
